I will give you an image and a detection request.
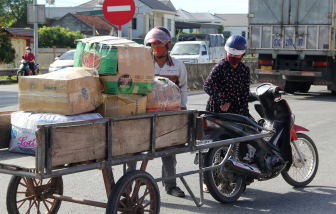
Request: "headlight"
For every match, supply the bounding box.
[191,59,198,64]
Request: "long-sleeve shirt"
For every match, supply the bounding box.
[204,59,252,118]
[24,53,35,62]
[154,56,188,108]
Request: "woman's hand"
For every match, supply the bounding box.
[220,103,230,111]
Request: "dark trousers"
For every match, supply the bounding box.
[127,155,177,192]
[28,63,35,75]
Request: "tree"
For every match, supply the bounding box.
[0,0,32,27]
[218,24,224,34]
[38,26,86,48]
[0,32,16,63]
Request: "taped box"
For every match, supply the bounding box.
[18,67,102,115]
[147,77,181,113]
[74,36,155,76]
[95,94,146,117]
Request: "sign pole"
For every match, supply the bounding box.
[118,25,122,37]
[33,0,38,63]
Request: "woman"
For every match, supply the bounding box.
[202,35,254,193]
[204,34,254,120]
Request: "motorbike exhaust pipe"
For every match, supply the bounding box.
[224,159,261,179]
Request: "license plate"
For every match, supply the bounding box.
[261,66,272,70]
[190,140,213,153]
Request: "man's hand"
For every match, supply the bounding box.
[220,103,230,111]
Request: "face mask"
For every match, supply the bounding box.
[26,50,31,53]
[152,46,167,58]
[226,55,242,66]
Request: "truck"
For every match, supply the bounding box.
[170,34,226,64]
[248,0,336,95]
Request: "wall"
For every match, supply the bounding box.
[38,48,74,67]
[10,39,26,67]
[223,26,248,38]
[185,60,258,91]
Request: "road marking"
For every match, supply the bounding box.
[107,5,131,12]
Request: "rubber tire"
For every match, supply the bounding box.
[298,82,311,93]
[106,170,160,214]
[285,81,298,94]
[16,72,24,83]
[281,133,319,187]
[203,147,245,203]
[6,176,63,214]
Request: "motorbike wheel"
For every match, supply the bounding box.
[281,133,319,187]
[16,72,24,83]
[203,146,246,203]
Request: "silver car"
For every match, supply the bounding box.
[49,50,75,72]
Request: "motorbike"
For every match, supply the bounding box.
[196,83,319,203]
[17,56,39,82]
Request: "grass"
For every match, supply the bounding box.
[0,76,16,80]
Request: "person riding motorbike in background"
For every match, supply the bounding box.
[127,26,188,197]
[23,46,36,75]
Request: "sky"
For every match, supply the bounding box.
[40,0,249,14]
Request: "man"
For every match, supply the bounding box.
[127,27,188,197]
[23,46,35,75]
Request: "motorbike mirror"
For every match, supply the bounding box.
[22,56,24,59]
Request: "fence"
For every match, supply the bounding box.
[0,57,258,87]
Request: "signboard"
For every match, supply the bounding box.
[27,5,46,24]
[102,0,135,29]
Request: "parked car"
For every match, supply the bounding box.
[49,50,75,72]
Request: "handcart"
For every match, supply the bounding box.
[0,110,271,213]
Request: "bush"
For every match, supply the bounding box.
[38,26,86,48]
[0,32,16,63]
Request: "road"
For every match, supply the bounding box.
[0,84,336,213]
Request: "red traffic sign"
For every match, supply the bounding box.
[103,0,135,28]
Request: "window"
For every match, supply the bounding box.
[132,18,137,30]
[242,31,246,38]
[167,19,171,31]
[201,45,207,55]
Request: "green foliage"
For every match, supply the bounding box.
[218,24,224,34]
[0,0,32,27]
[38,26,86,48]
[0,32,15,63]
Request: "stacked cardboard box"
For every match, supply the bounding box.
[73,36,156,117]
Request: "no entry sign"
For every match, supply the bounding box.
[103,0,135,30]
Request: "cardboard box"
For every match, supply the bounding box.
[95,94,147,117]
[74,36,155,76]
[99,74,154,94]
[18,67,102,115]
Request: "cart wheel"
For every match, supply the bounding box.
[106,170,160,214]
[6,174,63,214]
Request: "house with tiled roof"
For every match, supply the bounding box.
[73,0,177,38]
[215,14,248,39]
[1,27,37,65]
[175,9,225,34]
[50,13,118,36]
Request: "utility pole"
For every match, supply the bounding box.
[33,0,38,63]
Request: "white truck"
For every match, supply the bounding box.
[170,34,226,64]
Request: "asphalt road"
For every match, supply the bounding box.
[0,84,336,213]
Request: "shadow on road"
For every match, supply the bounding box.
[160,185,336,213]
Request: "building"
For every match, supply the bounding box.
[214,14,248,39]
[50,13,118,37]
[175,9,225,34]
[75,0,177,38]
[1,28,35,65]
